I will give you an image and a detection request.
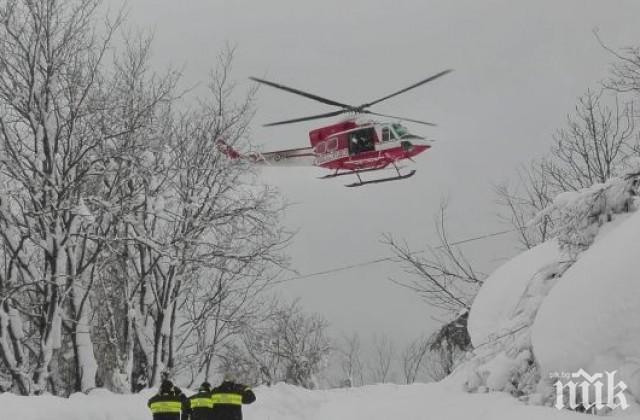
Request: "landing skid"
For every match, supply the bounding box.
[319,166,393,179]
[345,169,416,187]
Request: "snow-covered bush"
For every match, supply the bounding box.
[426,311,472,381]
[531,173,639,257]
[496,90,636,250]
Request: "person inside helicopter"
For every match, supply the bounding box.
[349,129,375,155]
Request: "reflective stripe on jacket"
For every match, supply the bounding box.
[211,393,243,405]
[190,397,214,408]
[210,381,256,420]
[150,401,182,413]
[147,392,185,420]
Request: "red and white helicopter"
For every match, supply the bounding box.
[218,70,452,187]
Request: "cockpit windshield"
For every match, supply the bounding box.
[392,123,409,138]
[391,123,424,140]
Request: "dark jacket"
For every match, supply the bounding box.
[188,389,214,420]
[174,386,190,420]
[148,390,188,420]
[210,381,256,420]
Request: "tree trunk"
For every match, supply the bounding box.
[0,304,32,394]
[70,283,97,392]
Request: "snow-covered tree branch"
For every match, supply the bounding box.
[0,1,288,395]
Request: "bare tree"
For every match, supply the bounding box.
[0,0,135,394]
[178,264,277,387]
[337,332,364,387]
[386,204,484,314]
[115,50,288,387]
[400,334,430,384]
[605,39,640,97]
[543,90,635,191]
[494,161,554,249]
[0,1,289,395]
[369,333,394,383]
[496,90,636,250]
[219,299,331,389]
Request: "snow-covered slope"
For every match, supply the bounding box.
[532,210,640,402]
[468,239,562,347]
[458,174,640,415]
[0,382,610,420]
[454,239,567,398]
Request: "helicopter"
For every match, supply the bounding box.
[217,69,452,187]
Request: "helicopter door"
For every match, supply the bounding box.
[349,128,376,155]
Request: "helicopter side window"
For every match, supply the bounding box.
[382,127,390,142]
[382,127,396,142]
[349,128,376,154]
[326,137,338,152]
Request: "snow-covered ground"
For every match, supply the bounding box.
[4,179,640,419]
[4,169,640,420]
[0,381,621,420]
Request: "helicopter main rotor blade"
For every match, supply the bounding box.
[263,109,348,127]
[362,110,437,126]
[361,69,453,108]
[250,77,354,109]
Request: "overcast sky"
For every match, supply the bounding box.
[128,0,640,345]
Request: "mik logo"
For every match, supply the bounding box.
[553,369,629,411]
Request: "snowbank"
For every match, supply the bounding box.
[532,210,640,402]
[459,174,640,414]
[0,382,612,420]
[454,239,568,397]
[468,239,563,347]
[0,388,154,420]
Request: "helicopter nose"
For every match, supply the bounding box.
[407,138,432,147]
[403,138,432,157]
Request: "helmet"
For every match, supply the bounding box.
[199,381,212,392]
[160,380,174,394]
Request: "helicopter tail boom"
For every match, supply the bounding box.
[217,140,315,167]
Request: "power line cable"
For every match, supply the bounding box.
[272,228,516,285]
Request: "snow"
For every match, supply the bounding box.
[467,239,563,348]
[74,198,95,225]
[459,239,568,398]
[455,173,640,412]
[73,308,98,392]
[531,176,637,256]
[0,382,616,420]
[531,209,640,403]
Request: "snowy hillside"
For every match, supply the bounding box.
[0,382,616,420]
[532,210,640,403]
[455,174,640,415]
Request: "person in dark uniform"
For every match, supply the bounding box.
[148,379,190,420]
[210,374,256,420]
[188,381,215,420]
[173,384,190,420]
